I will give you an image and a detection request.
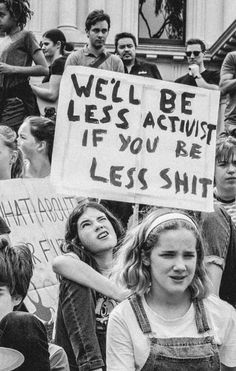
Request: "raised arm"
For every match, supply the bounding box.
[52,254,129,302]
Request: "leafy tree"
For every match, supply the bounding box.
[139,0,185,39]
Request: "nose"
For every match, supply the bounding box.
[94,220,103,231]
[173,257,186,272]
[227,163,236,173]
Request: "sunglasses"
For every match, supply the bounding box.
[185,51,201,57]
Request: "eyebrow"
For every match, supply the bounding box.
[79,218,90,225]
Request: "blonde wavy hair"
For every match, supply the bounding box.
[114,208,210,300]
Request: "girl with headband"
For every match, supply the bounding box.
[107,208,236,370]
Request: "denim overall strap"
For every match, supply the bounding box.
[128,295,220,371]
[128,294,152,334]
[194,299,210,333]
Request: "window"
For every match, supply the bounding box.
[138,0,186,46]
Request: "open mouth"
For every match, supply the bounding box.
[97,231,109,239]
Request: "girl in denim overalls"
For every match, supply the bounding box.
[107,208,236,370]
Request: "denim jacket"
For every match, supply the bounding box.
[201,204,236,307]
[55,278,105,371]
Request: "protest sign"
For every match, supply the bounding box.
[0,178,77,327]
[51,66,220,212]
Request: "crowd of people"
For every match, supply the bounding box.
[1,0,236,370]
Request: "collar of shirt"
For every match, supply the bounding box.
[83,44,107,58]
[124,58,138,74]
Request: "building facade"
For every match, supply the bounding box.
[27,0,236,81]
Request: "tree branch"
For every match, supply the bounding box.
[139,2,152,38]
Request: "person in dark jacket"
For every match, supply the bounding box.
[115,31,162,79]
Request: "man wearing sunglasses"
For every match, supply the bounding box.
[175,38,220,90]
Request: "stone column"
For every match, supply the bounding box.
[186,0,205,41]
[223,0,236,29]
[58,0,81,42]
[28,0,59,39]
[204,0,223,47]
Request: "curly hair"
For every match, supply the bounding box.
[0,0,33,29]
[0,125,24,178]
[60,201,124,271]
[0,239,33,301]
[115,208,209,300]
[23,116,55,163]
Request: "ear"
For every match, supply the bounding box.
[37,140,47,154]
[12,295,23,308]
[56,41,61,49]
[141,250,150,266]
[9,150,18,165]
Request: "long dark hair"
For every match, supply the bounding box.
[61,201,124,271]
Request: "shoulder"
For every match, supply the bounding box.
[108,53,123,65]
[204,295,235,320]
[222,52,236,71]
[107,53,124,72]
[135,58,154,68]
[202,69,220,84]
[21,30,37,42]
[109,298,133,321]
[49,343,69,371]
[52,55,67,65]
[224,51,236,62]
[175,73,191,83]
[51,56,67,74]
[66,49,83,65]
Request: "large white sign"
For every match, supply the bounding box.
[51,67,220,212]
[0,178,77,328]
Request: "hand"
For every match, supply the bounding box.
[188,64,200,78]
[0,62,15,74]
